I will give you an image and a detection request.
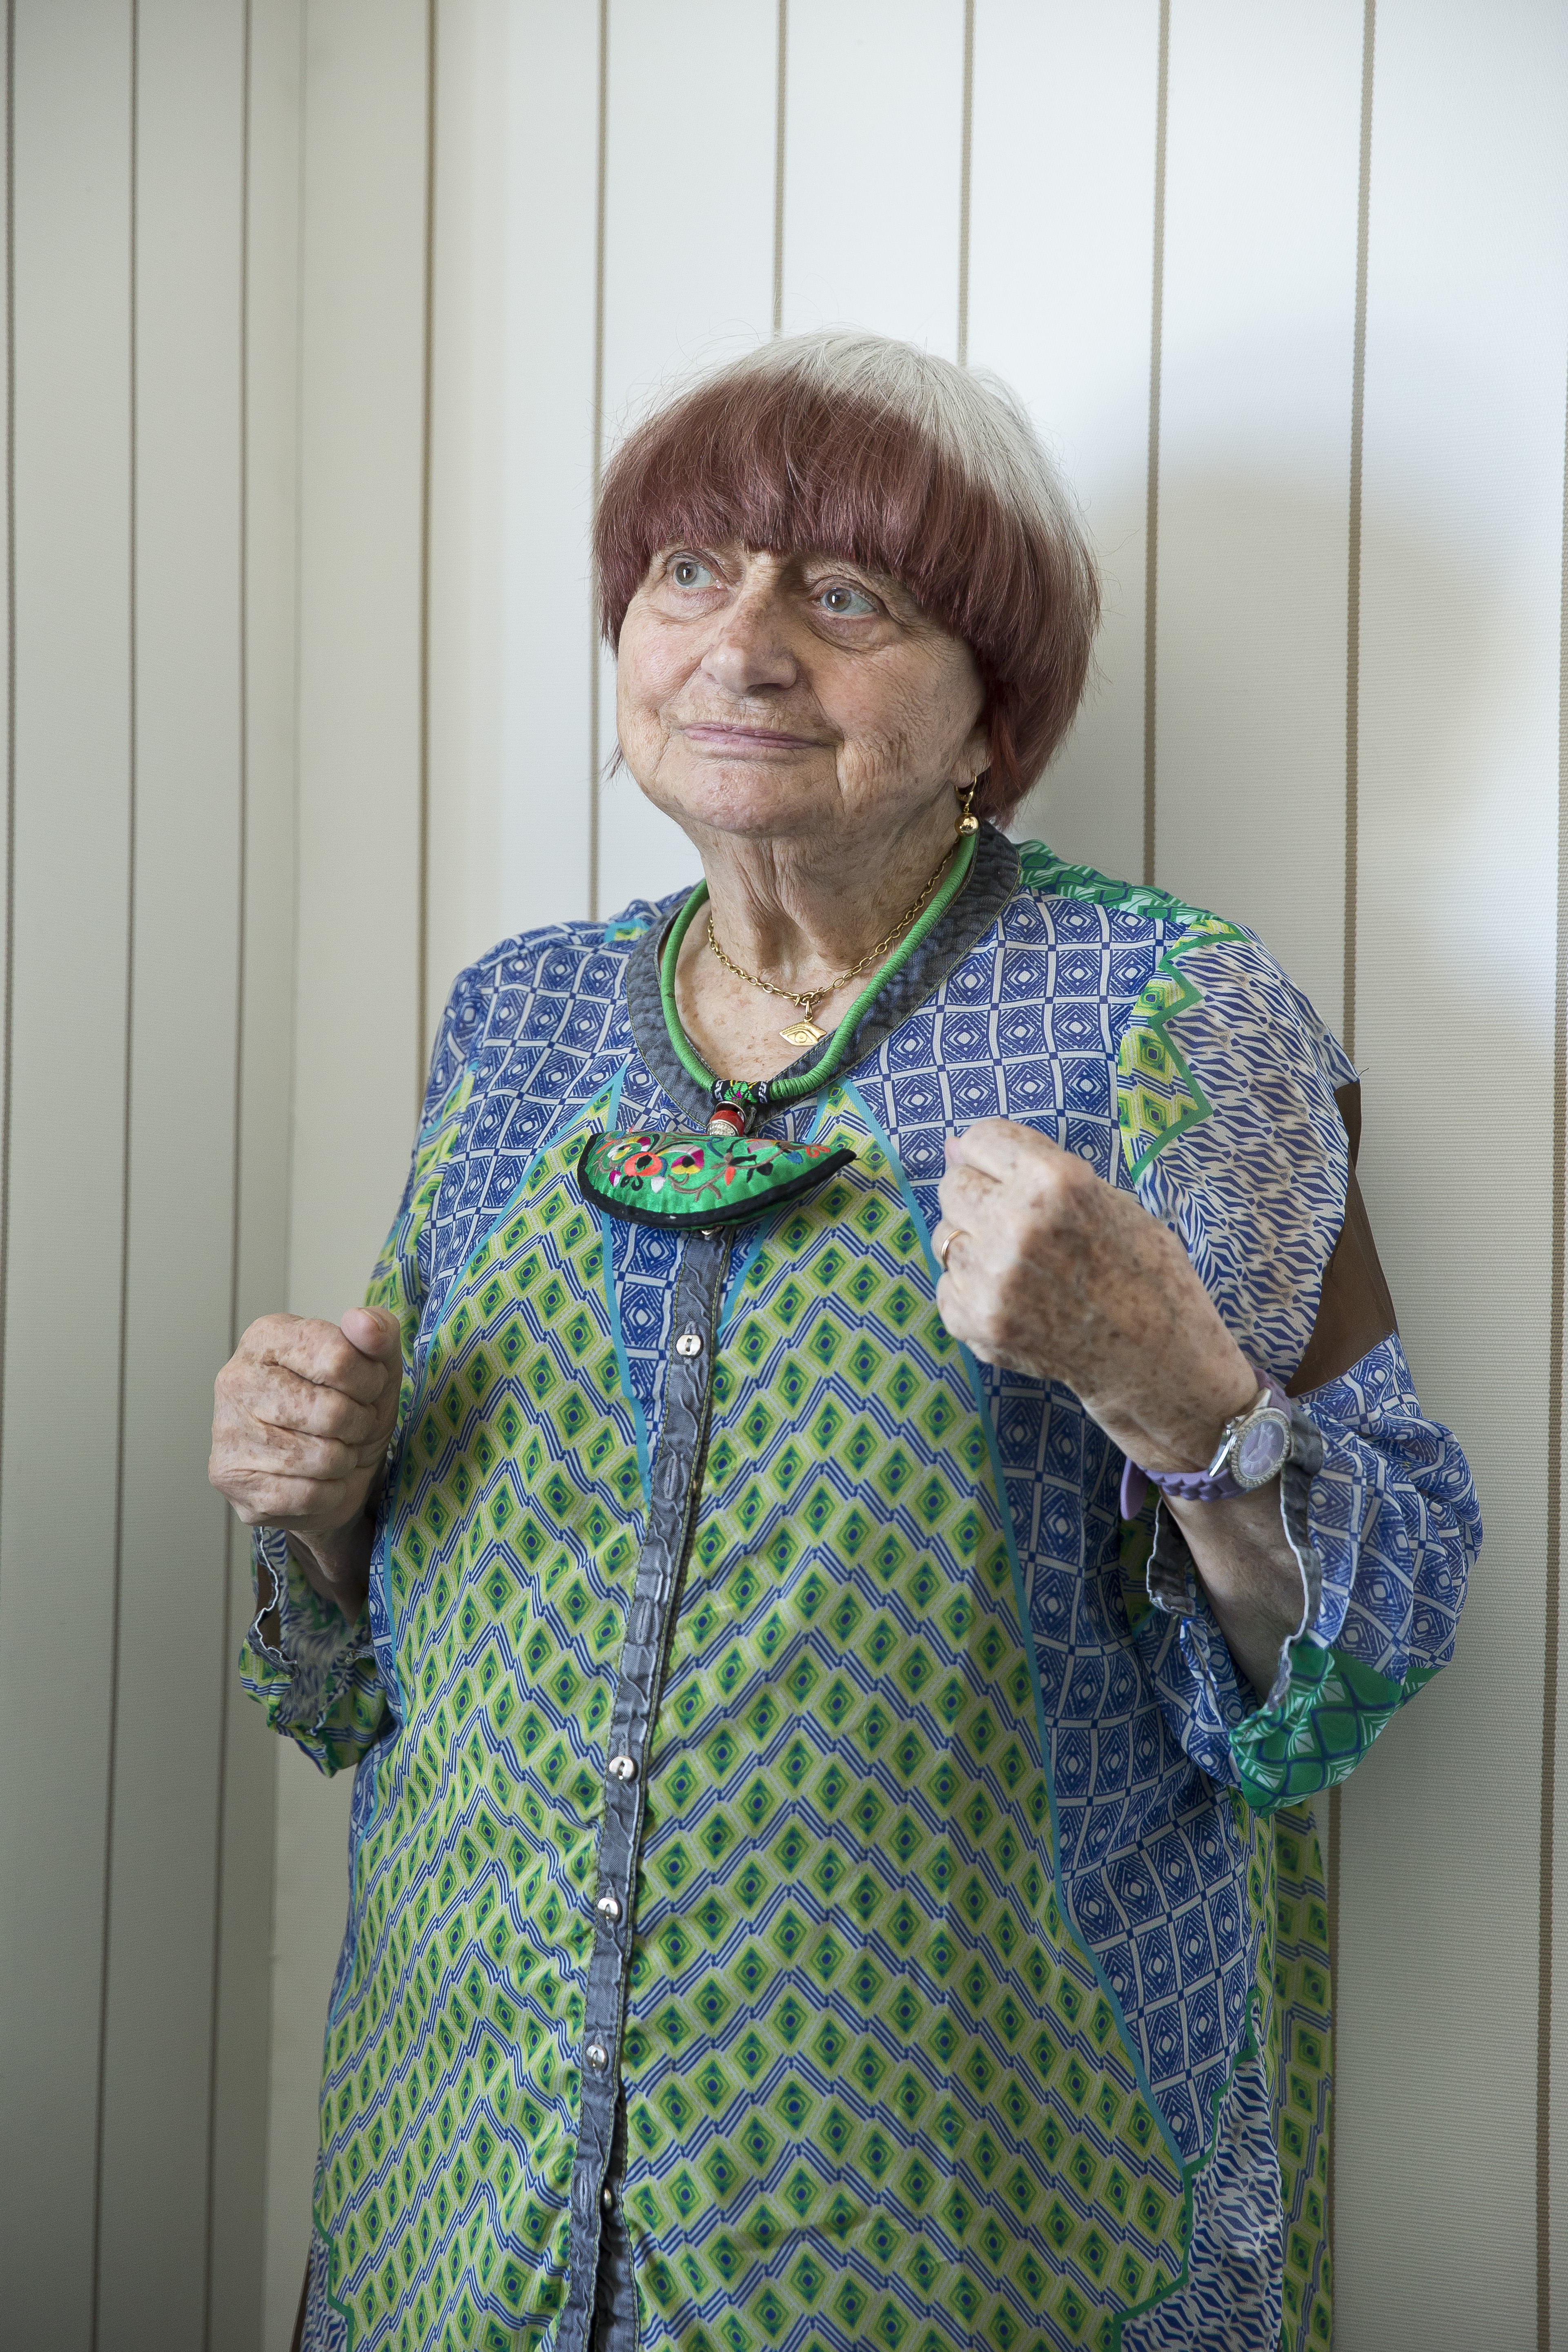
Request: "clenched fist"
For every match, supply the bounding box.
[209,1306,403,1618]
[931,1119,1255,1473]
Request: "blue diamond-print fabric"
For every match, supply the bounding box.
[241,842,1477,2351]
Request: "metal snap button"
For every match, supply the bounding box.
[584,2043,609,2070]
[607,1753,637,1782]
[675,1330,703,1357]
[595,1892,622,1924]
[601,2185,617,2213]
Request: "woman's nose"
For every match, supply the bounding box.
[699,591,798,697]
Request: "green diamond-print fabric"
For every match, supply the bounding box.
[1232,1803,1332,2352]
[1232,1640,1441,1813]
[295,1092,1200,2351]
[625,1093,1191,2351]
[1264,1812,1332,2352]
[312,1119,644,2351]
[247,842,1478,2352]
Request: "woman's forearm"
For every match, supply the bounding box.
[1166,1484,1307,1703]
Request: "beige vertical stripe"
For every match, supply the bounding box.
[215,5,305,2328]
[100,2,247,2319]
[1330,0,1377,2283]
[587,0,609,924]
[205,7,251,2337]
[91,10,138,2335]
[277,0,437,2309]
[1343,0,1375,1072]
[1539,326,1568,2352]
[0,0,13,1627]
[772,0,787,336]
[1142,0,1169,889]
[956,0,973,366]
[416,0,436,1097]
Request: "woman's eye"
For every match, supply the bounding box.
[669,556,717,589]
[816,582,878,618]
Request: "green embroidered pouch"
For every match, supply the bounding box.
[576,1129,856,1229]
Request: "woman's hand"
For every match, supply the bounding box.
[209,1307,403,1620]
[933,1120,1256,1470]
[933,1120,1307,1699]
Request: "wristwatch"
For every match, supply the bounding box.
[1118,1372,1301,1521]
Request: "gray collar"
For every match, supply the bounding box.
[623,822,1020,1125]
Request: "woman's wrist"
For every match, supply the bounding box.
[1085,1352,1261,1481]
[285,1474,383,1619]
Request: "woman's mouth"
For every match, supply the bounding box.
[679,722,824,751]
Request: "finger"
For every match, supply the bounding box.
[936,1163,996,1230]
[221,1421,371,1483]
[217,1467,362,1528]
[233,1363,386,1447]
[932,1235,1004,1361]
[253,1318,393,1408]
[214,1382,383,1461]
[947,1117,1062,1184]
[931,1222,972,1281]
[940,1161,1010,1234]
[341,1305,403,1362]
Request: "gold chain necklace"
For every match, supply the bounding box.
[705,843,957,1048]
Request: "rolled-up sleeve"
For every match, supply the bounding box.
[1114,919,1480,1809]
[238,1526,388,1774]
[1136,1332,1477,1810]
[235,973,482,1772]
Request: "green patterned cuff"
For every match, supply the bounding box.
[238,1532,388,1775]
[1232,1637,1440,1813]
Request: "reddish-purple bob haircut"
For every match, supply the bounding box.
[594,332,1101,824]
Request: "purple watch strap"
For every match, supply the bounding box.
[1118,1373,1290,1522]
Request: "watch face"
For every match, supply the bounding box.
[1235,1412,1289,1486]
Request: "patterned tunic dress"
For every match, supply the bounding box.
[245,827,1477,2352]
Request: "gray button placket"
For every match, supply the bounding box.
[555,1226,731,2349]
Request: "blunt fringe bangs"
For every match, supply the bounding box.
[594,332,1100,821]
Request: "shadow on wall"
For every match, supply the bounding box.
[1046,463,1534,1186]
[1326,492,1545,2341]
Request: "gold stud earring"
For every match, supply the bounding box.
[955,781,980,837]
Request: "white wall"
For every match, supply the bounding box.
[0,2,300,2343]
[265,3,435,2341]
[410,4,1568,2348]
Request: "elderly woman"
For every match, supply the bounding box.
[212,333,1476,2352]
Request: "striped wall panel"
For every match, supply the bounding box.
[0,4,134,2331]
[265,0,434,2340]
[1344,5,1568,2341]
[405,4,1568,2348]
[0,1,302,2345]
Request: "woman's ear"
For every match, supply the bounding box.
[959,717,991,786]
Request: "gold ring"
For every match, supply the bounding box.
[937,1228,960,1275]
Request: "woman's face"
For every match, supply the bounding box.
[615,541,988,850]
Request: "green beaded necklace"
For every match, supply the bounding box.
[577,829,978,1230]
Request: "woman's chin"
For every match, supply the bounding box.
[634,757,841,843]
